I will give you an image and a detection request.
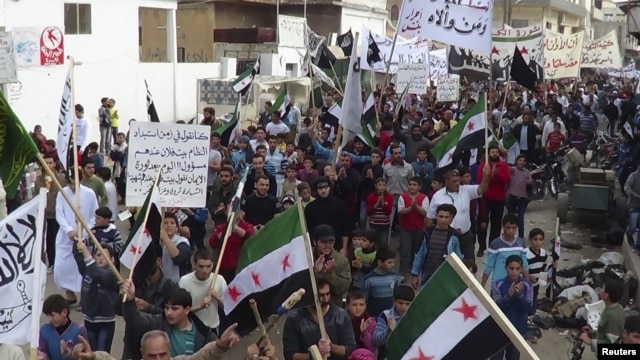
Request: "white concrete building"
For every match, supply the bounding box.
[1,0,222,140]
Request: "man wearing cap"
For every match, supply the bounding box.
[427,164,491,262]
[311,225,351,305]
[304,177,350,254]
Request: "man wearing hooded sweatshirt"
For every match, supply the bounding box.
[121,280,217,357]
[304,176,350,254]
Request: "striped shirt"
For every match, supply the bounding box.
[483,236,529,285]
[526,247,548,288]
[363,269,401,317]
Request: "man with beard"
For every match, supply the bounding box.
[513,113,541,165]
[476,144,511,257]
[283,277,356,360]
[392,124,442,163]
[305,177,350,254]
[427,165,491,262]
[241,174,281,230]
[207,167,238,225]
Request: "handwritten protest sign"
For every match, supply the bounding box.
[126,122,210,207]
[581,31,622,68]
[544,31,584,79]
[398,0,493,54]
[360,26,430,73]
[397,63,429,94]
[278,15,306,48]
[437,78,459,102]
[429,50,448,80]
[491,24,544,81]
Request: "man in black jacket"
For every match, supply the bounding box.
[304,176,349,255]
[121,280,217,357]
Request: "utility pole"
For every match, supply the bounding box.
[503,0,512,28]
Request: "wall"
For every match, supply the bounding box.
[176,2,214,63]
[139,7,169,62]
[341,7,386,36]
[3,0,221,141]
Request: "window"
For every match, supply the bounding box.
[64,3,92,34]
[546,21,553,30]
[177,47,186,63]
[510,19,528,28]
[558,25,566,34]
[391,5,399,21]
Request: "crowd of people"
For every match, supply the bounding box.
[1,73,639,360]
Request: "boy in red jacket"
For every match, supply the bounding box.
[397,176,429,278]
[366,178,394,247]
[476,144,511,245]
[209,218,255,282]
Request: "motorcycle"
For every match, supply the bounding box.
[527,148,567,201]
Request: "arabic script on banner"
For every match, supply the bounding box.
[581,31,622,68]
[126,122,210,207]
[397,63,429,94]
[491,24,544,81]
[437,77,459,102]
[278,15,306,48]
[360,26,429,73]
[544,31,584,79]
[397,0,493,54]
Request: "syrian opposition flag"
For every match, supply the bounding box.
[223,205,313,335]
[320,100,341,129]
[270,85,291,119]
[57,68,72,171]
[213,95,242,146]
[301,51,311,77]
[233,57,260,95]
[145,80,160,123]
[388,254,515,360]
[357,93,377,148]
[228,167,248,223]
[120,182,162,278]
[431,93,487,168]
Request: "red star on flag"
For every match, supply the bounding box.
[282,254,291,272]
[228,286,241,302]
[251,272,261,287]
[467,121,475,131]
[409,348,435,360]
[453,297,478,321]
[448,153,454,160]
[128,245,141,255]
[520,46,529,54]
[491,46,500,55]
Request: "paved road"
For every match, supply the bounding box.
[24,196,607,360]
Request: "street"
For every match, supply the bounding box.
[25,196,609,360]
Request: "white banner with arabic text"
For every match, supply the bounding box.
[544,31,584,79]
[581,31,622,68]
[360,26,429,74]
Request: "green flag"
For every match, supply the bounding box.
[0,92,40,198]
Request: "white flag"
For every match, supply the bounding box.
[0,191,47,345]
[339,31,363,135]
[57,69,72,170]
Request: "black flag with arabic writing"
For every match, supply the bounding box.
[145,80,160,123]
[336,29,354,56]
[510,45,538,91]
[312,44,337,69]
[366,33,382,66]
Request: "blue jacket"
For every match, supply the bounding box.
[484,237,529,284]
[410,226,462,277]
[372,306,404,347]
[492,277,534,335]
[73,247,119,323]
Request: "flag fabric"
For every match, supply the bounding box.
[57,69,73,171]
[320,100,342,129]
[120,182,162,279]
[387,255,511,360]
[306,25,325,58]
[223,205,313,335]
[431,94,487,168]
[357,93,377,148]
[213,95,242,146]
[336,29,354,56]
[145,80,160,123]
[0,192,47,345]
[312,44,337,69]
[300,51,311,77]
[0,92,40,198]
[366,33,382,66]
[233,57,260,95]
[339,32,363,135]
[311,63,336,89]
[228,167,248,224]
[510,45,538,91]
[270,85,291,119]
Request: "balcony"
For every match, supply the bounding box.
[592,6,605,22]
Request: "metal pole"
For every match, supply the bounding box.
[503,0,512,28]
[303,0,307,19]
[276,0,280,43]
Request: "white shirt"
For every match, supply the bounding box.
[250,139,268,152]
[105,180,118,222]
[162,234,190,283]
[0,344,25,360]
[265,121,289,136]
[427,185,480,233]
[179,272,227,328]
[76,117,91,151]
[208,149,222,186]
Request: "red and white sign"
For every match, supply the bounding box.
[39,26,64,66]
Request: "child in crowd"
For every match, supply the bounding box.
[346,290,376,355]
[365,178,394,247]
[363,247,401,317]
[617,133,632,173]
[619,315,640,344]
[96,167,117,223]
[411,204,462,289]
[298,155,319,185]
[427,176,444,200]
[351,230,377,290]
[482,214,530,287]
[297,182,315,208]
[545,122,566,154]
[282,194,295,210]
[568,125,588,155]
[506,155,532,239]
[579,280,626,353]
[281,165,301,200]
[372,286,416,358]
[411,147,434,193]
[526,228,558,314]
[91,207,122,270]
[73,240,119,352]
[38,294,88,360]
[491,255,533,360]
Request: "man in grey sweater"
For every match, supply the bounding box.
[624,159,640,252]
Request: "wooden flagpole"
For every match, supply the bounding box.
[123,167,163,302]
[68,56,82,248]
[327,61,344,95]
[34,153,124,282]
[297,199,329,360]
[382,32,399,93]
[485,53,493,162]
[446,254,541,360]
